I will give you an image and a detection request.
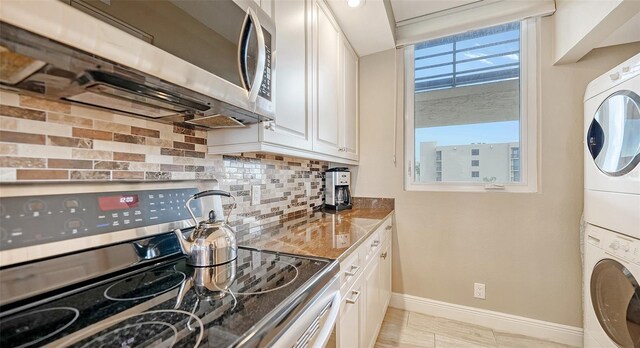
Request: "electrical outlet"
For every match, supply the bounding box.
[474,283,486,299]
[251,185,261,206]
[304,182,311,197]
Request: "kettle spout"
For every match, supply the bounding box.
[173,228,190,255]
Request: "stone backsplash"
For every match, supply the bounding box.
[0,91,327,229]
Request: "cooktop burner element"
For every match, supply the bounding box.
[104,270,186,301]
[60,310,203,348]
[0,307,80,348]
[0,246,333,347]
[232,260,299,295]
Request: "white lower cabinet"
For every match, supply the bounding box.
[333,215,393,348]
[337,282,363,348]
[362,257,381,348]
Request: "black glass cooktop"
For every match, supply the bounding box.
[0,247,331,348]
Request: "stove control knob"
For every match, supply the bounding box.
[610,241,620,251]
[622,244,630,252]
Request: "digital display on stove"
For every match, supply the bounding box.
[97,195,139,211]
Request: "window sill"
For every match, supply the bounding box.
[404,182,538,193]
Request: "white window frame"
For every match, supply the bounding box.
[404,18,539,193]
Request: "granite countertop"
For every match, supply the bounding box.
[238,206,394,261]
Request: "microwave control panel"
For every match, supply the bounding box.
[0,188,202,251]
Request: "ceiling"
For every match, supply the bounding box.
[390,0,482,23]
[595,11,640,49]
[327,0,489,56]
[328,0,639,59]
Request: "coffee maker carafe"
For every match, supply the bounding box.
[325,168,352,211]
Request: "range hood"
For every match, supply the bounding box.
[0,22,260,129]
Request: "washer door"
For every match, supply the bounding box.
[591,259,640,347]
[587,90,640,176]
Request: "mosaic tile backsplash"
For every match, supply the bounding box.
[0,91,328,228]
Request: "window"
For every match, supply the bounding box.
[405,19,538,192]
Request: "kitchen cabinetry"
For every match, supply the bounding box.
[208,0,359,165]
[341,38,359,160]
[262,0,313,150]
[252,0,273,18]
[335,215,393,348]
[311,0,359,160]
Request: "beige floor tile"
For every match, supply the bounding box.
[494,331,574,348]
[435,334,497,348]
[384,307,409,326]
[407,312,497,347]
[377,320,436,348]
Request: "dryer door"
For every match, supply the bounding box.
[587,90,640,176]
[590,259,640,348]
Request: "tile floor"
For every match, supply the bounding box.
[374,308,576,348]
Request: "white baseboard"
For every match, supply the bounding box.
[389,293,583,347]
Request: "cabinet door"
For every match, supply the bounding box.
[261,0,313,150]
[337,282,362,348]
[379,240,392,315]
[312,0,342,157]
[340,36,359,160]
[362,260,380,348]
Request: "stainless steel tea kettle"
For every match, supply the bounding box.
[174,190,237,267]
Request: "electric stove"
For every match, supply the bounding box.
[0,181,340,348]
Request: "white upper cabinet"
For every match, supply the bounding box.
[341,35,359,161]
[261,0,313,150]
[253,0,274,19]
[208,0,359,164]
[312,0,343,157]
[312,0,360,161]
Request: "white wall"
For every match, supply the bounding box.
[352,16,640,327]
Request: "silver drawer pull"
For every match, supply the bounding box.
[381,252,387,259]
[385,225,392,231]
[344,264,360,277]
[371,240,380,248]
[346,290,361,304]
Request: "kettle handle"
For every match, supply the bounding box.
[193,190,232,200]
[186,190,236,226]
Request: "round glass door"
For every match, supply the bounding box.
[587,90,640,176]
[591,259,640,347]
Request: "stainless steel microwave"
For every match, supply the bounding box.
[0,0,275,128]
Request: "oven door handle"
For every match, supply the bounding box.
[311,292,341,348]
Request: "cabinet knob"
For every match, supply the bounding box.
[371,240,380,248]
[381,252,387,259]
[385,225,392,231]
[264,122,275,131]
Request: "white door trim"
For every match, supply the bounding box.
[389,292,583,347]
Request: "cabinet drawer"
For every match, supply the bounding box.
[362,229,382,263]
[379,217,393,244]
[340,250,362,291]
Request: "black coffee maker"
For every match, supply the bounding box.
[324,168,352,211]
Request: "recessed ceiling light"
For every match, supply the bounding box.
[347,0,364,8]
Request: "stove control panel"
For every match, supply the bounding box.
[0,188,202,250]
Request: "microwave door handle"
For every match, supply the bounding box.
[243,8,266,104]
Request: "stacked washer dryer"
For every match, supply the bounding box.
[583,52,640,348]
